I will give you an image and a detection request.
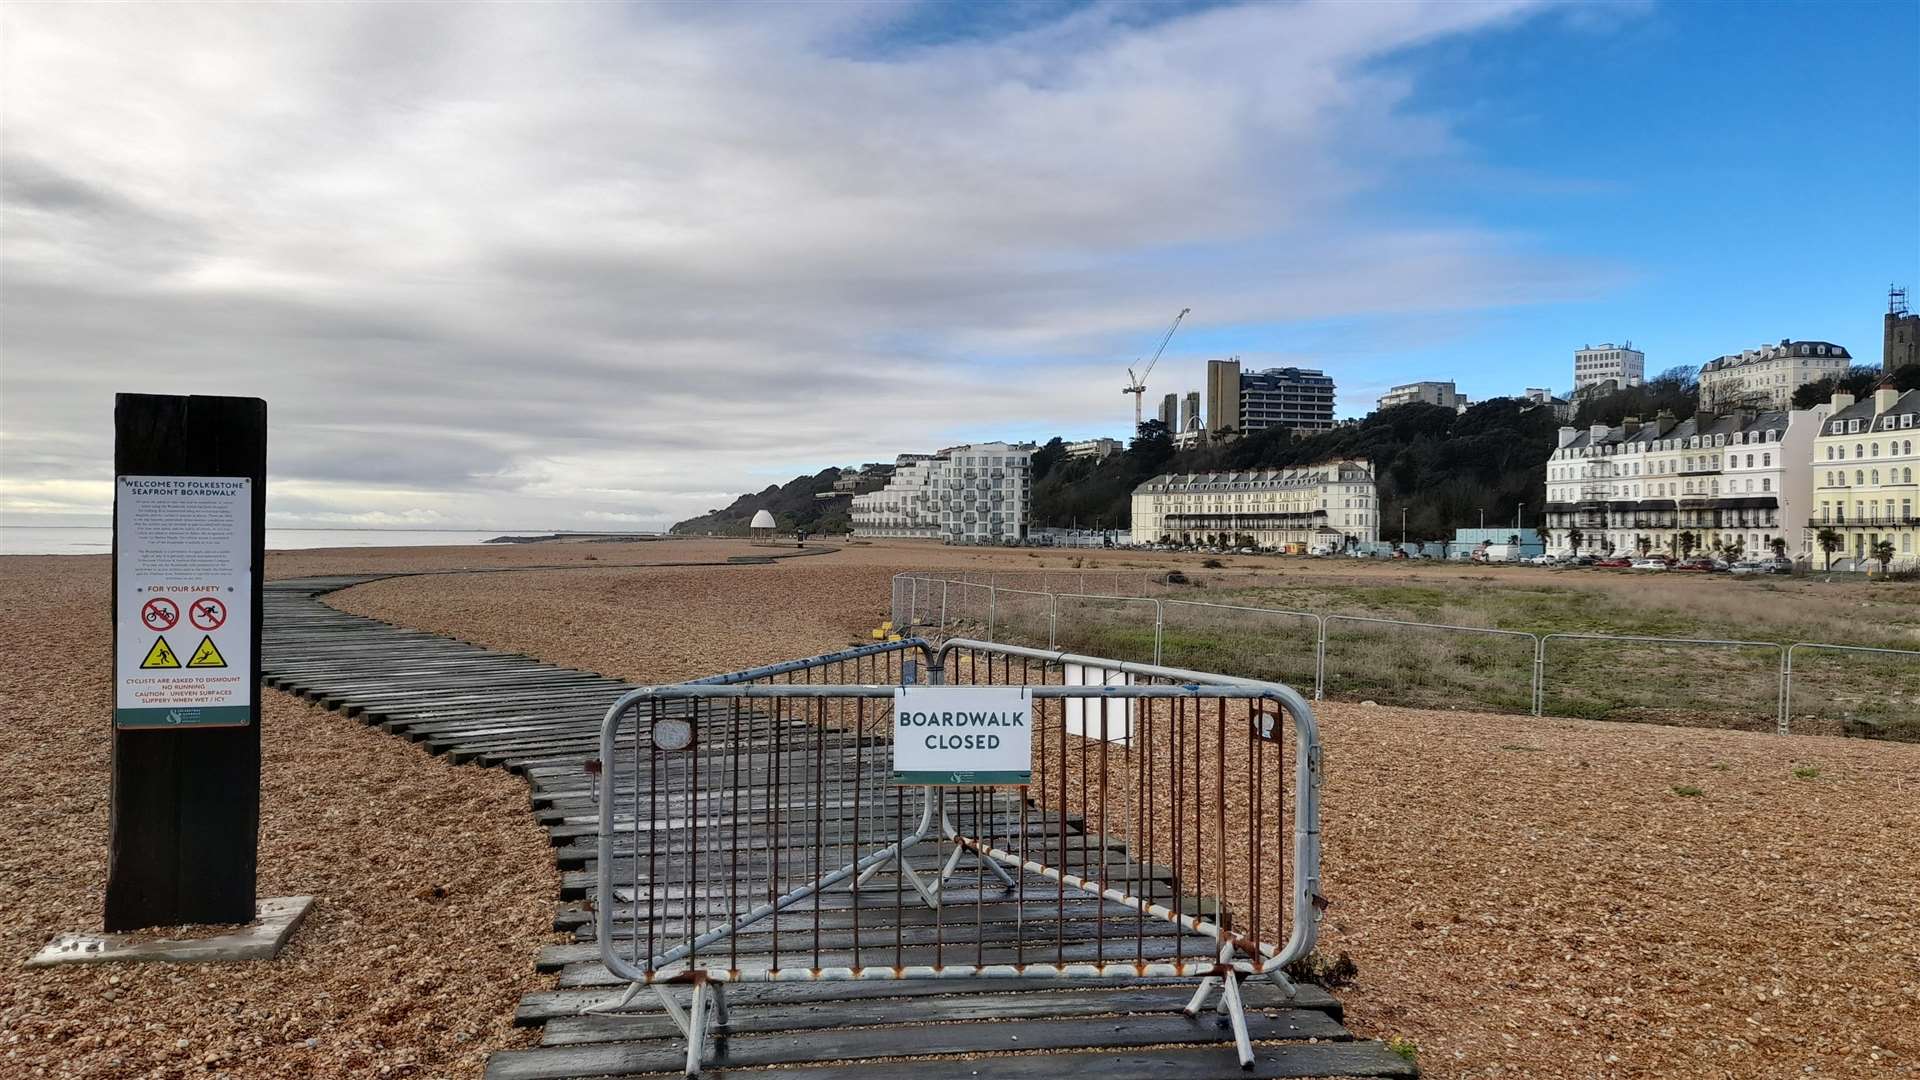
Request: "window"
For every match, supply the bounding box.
[1857,445,1865,458]
[1858,471,1866,485]
[1763,453,1771,467]
[1762,478,1771,492]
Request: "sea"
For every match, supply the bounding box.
[1,526,519,556]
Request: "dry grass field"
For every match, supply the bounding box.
[6,537,1917,1079]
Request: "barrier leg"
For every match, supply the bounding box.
[1182,977,1218,1016]
[580,980,648,1015]
[1221,972,1255,1069]
[684,981,709,1077]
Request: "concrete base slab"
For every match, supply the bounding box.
[27,896,313,967]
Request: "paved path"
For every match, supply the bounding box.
[262,575,1413,1080]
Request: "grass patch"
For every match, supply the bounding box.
[1710,762,1732,771]
[1792,765,1820,780]
[1672,784,1704,797]
[1387,1036,1419,1063]
[1499,744,1543,752]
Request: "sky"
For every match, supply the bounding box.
[2,1,1915,531]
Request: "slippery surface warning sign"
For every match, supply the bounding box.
[115,476,253,728]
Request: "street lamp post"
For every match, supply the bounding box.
[1517,503,1525,531]
[1478,508,1485,529]
[1401,508,1408,549]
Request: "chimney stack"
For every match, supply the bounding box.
[1557,426,1579,449]
[1875,385,1900,415]
[1831,391,1856,411]
[1589,423,1609,442]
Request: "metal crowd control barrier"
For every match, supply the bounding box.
[1782,642,1920,736]
[593,637,1323,1075]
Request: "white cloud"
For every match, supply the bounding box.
[2,0,1582,529]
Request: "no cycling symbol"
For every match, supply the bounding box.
[140,597,179,631]
[189,596,228,631]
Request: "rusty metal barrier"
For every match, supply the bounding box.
[593,638,1322,1075]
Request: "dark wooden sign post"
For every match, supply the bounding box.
[106,393,267,931]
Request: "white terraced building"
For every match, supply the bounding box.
[1697,339,1853,412]
[851,443,1034,545]
[1811,386,1920,568]
[848,453,942,540]
[1129,460,1378,549]
[1542,405,1830,559]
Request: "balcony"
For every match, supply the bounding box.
[1809,516,1920,528]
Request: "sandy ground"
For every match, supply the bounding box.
[7,537,1918,1079]
[329,539,1920,1080]
[1,558,560,1079]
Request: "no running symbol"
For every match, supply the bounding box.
[189,596,227,631]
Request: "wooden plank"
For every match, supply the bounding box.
[540,982,1312,1044]
[493,1041,1417,1080]
[483,1009,1349,1079]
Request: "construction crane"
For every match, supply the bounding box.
[1122,307,1190,433]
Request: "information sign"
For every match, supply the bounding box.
[114,476,255,728]
[891,686,1032,785]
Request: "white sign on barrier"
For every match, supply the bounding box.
[891,686,1031,785]
[1064,662,1133,745]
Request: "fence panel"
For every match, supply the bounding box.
[1782,643,1920,739]
[1052,593,1163,665]
[1538,634,1786,732]
[984,586,1055,650]
[1159,600,1321,692]
[939,581,994,639]
[1318,616,1539,714]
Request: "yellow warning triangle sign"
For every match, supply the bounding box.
[141,636,180,669]
[187,635,228,669]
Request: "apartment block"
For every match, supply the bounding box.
[1698,339,1852,411]
[1543,406,1829,559]
[1205,357,1336,437]
[1811,386,1920,568]
[1129,460,1378,549]
[1376,380,1462,411]
[850,443,1034,545]
[1573,342,1644,391]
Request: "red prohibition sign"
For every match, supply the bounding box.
[189,596,228,631]
[141,597,179,631]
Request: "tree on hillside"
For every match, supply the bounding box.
[1573,368,1699,428]
[1030,437,1067,482]
[1815,527,1843,570]
[1792,365,1920,409]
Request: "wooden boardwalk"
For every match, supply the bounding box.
[263,575,1415,1080]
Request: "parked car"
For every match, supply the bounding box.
[1766,556,1796,573]
[1594,557,1633,568]
[1673,556,1718,572]
[1629,557,1670,571]
[1729,560,1768,576]
[1524,553,1556,566]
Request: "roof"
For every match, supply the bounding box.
[749,510,776,529]
[1822,388,1920,433]
[1700,340,1850,373]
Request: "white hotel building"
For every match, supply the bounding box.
[1543,406,1830,558]
[851,442,1034,545]
[1811,386,1920,567]
[1697,339,1853,411]
[1129,460,1378,549]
